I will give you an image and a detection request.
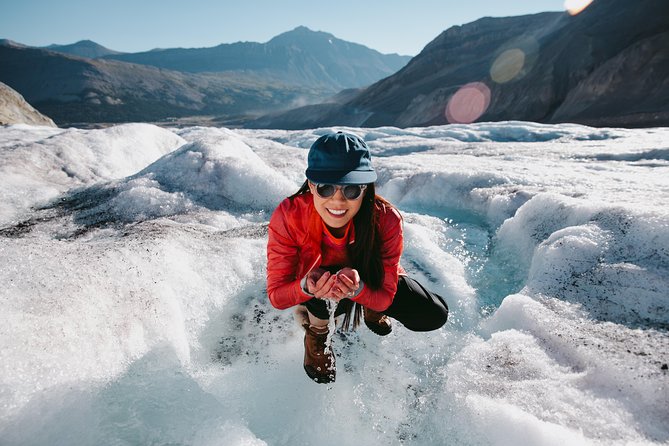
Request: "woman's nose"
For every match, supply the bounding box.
[331,188,347,201]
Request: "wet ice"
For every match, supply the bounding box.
[1,121,668,445]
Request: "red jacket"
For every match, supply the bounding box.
[266,192,404,312]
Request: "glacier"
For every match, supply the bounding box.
[0,121,667,446]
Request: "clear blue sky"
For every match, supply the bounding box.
[1,0,567,56]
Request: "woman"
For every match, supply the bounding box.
[267,132,449,383]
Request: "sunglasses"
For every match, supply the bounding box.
[312,183,368,200]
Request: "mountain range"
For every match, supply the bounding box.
[1,0,668,129]
[0,28,410,126]
[102,27,409,92]
[251,0,669,129]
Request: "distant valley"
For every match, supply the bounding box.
[0,28,409,127]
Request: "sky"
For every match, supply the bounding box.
[1,0,567,56]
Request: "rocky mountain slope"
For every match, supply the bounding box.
[0,28,410,126]
[105,27,410,91]
[251,0,669,129]
[0,81,56,127]
[45,40,123,58]
[0,41,324,126]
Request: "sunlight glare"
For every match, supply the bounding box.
[490,49,526,84]
[565,0,594,15]
[445,82,491,124]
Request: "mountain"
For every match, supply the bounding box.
[0,39,27,48]
[45,40,123,58]
[0,81,56,127]
[103,27,410,91]
[0,43,326,126]
[0,28,411,126]
[250,0,669,129]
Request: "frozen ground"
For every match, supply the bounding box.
[0,121,667,445]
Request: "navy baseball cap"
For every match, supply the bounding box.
[305,132,377,185]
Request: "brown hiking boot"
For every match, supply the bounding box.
[303,324,335,383]
[364,308,392,336]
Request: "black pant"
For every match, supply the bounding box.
[303,276,449,331]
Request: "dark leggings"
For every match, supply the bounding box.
[303,276,449,331]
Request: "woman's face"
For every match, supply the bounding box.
[309,182,365,235]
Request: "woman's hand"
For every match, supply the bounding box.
[332,267,361,300]
[305,268,337,299]
[305,267,361,301]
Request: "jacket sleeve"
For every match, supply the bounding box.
[266,201,314,310]
[351,207,403,312]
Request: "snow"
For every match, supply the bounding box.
[0,121,667,445]
[0,123,185,225]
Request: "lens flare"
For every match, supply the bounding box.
[565,0,594,15]
[445,82,491,124]
[490,48,526,84]
[490,37,540,85]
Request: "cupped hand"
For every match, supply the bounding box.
[332,267,361,300]
[305,268,337,299]
[305,267,361,301]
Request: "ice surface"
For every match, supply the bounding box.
[0,123,185,226]
[0,121,667,445]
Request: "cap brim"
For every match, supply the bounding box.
[306,169,377,185]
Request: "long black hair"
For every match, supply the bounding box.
[290,180,393,329]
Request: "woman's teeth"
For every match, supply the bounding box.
[328,209,346,216]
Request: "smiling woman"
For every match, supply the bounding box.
[266,131,449,384]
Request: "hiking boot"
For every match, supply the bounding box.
[303,324,335,383]
[364,308,392,336]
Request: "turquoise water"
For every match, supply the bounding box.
[399,203,526,317]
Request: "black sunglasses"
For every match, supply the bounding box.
[313,183,367,200]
